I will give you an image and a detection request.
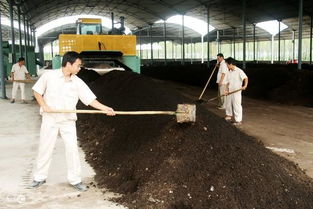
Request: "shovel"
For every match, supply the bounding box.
[49,104,196,123]
[196,64,218,103]
[202,88,243,103]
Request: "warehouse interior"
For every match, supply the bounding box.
[0,0,313,209]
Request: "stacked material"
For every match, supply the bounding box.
[77,70,313,209]
[142,63,313,107]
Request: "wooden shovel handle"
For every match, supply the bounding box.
[7,79,34,83]
[50,110,176,115]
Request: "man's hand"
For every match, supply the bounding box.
[90,99,116,116]
[242,78,248,91]
[102,107,115,116]
[26,73,31,80]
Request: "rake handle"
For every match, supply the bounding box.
[207,88,243,102]
[50,110,177,115]
[198,64,218,100]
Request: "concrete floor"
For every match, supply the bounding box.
[0,83,126,209]
[1,80,313,208]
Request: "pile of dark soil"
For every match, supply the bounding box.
[77,70,313,209]
[77,67,101,85]
[141,63,313,107]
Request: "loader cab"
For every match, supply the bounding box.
[76,18,102,35]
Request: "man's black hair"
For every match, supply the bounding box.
[62,51,83,67]
[18,57,25,62]
[217,53,224,58]
[225,57,237,66]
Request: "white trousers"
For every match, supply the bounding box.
[225,91,243,122]
[217,84,227,108]
[33,117,82,185]
[12,82,25,100]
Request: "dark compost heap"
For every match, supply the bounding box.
[77,70,313,209]
[141,63,313,107]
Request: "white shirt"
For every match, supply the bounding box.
[32,69,97,122]
[226,66,248,91]
[216,60,228,84]
[11,63,28,80]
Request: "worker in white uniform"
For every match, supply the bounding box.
[29,51,115,191]
[216,53,228,109]
[10,57,31,103]
[224,57,248,126]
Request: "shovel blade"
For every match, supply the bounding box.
[176,104,196,123]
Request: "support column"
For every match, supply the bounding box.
[139,28,142,59]
[26,21,30,69]
[242,0,246,69]
[23,15,27,55]
[17,3,22,57]
[207,5,210,66]
[33,29,37,48]
[157,42,160,59]
[298,0,303,70]
[216,30,220,53]
[181,15,185,65]
[9,0,16,63]
[190,38,193,64]
[194,41,196,61]
[23,15,28,71]
[175,43,177,61]
[292,30,296,61]
[201,35,204,63]
[0,8,7,98]
[163,21,167,65]
[230,40,233,58]
[257,38,259,60]
[253,24,256,62]
[310,16,313,65]
[38,41,44,65]
[31,29,34,47]
[172,40,174,59]
[30,27,32,47]
[149,24,153,65]
[278,20,281,63]
[27,21,30,47]
[51,41,54,58]
[271,35,274,64]
[283,39,286,61]
[233,28,236,59]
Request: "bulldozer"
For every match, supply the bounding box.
[53,16,140,74]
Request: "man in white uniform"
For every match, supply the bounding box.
[30,51,115,191]
[224,57,248,126]
[10,57,31,103]
[216,53,228,109]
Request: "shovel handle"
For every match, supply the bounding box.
[50,110,176,115]
[7,79,34,83]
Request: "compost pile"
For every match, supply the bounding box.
[77,70,313,209]
[77,67,101,85]
[142,63,313,107]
